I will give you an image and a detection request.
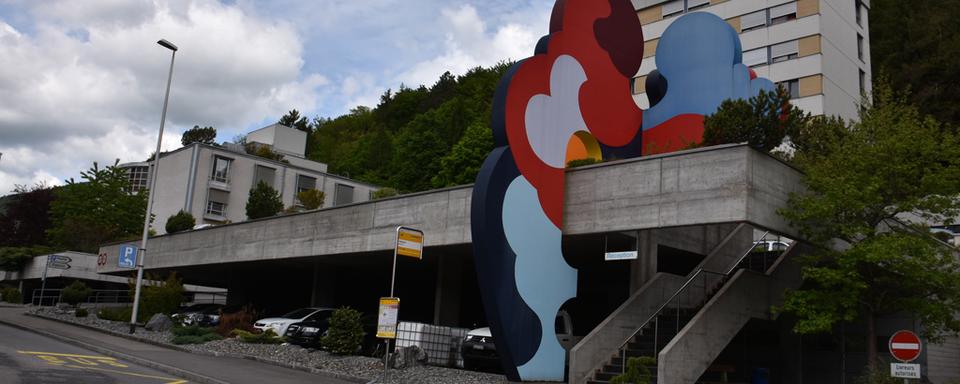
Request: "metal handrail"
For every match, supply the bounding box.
[616,230,771,373]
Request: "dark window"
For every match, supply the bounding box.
[253,165,276,188]
[859,69,866,94]
[741,10,767,32]
[777,79,800,99]
[296,175,316,194]
[211,156,232,183]
[206,189,229,217]
[334,183,354,206]
[769,2,797,25]
[687,0,710,11]
[857,33,864,61]
[855,1,862,26]
[771,40,799,63]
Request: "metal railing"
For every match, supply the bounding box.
[30,289,226,307]
[617,231,772,373]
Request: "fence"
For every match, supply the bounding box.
[395,321,470,368]
[30,289,226,307]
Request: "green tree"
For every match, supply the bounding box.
[322,307,365,355]
[246,181,283,220]
[296,189,325,210]
[431,120,494,188]
[181,125,217,146]
[165,211,195,234]
[134,272,184,321]
[0,246,54,271]
[702,87,809,152]
[61,280,92,308]
[47,160,148,252]
[0,183,55,247]
[279,109,311,133]
[778,81,960,369]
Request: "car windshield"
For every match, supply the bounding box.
[281,308,317,319]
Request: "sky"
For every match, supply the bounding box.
[0,0,553,194]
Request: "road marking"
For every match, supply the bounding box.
[63,364,188,384]
[18,351,187,383]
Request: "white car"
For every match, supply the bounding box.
[253,307,334,337]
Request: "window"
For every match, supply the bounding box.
[771,40,799,63]
[662,0,684,17]
[741,10,767,32]
[211,156,232,183]
[206,189,229,217]
[687,0,710,10]
[253,165,276,188]
[859,69,866,94]
[296,175,317,194]
[769,2,797,25]
[334,183,354,206]
[855,1,863,26]
[126,166,150,193]
[777,79,800,99]
[857,33,864,61]
[743,47,769,67]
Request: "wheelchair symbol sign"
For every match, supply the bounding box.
[118,245,137,269]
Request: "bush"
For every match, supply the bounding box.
[566,158,600,168]
[171,326,222,344]
[61,280,92,307]
[165,211,195,234]
[1,287,23,304]
[322,307,365,355]
[296,189,325,210]
[246,181,283,220]
[371,188,398,200]
[97,306,132,322]
[132,273,184,322]
[75,308,89,317]
[216,304,257,336]
[610,356,656,384]
[0,246,53,271]
[232,328,284,344]
[701,87,809,152]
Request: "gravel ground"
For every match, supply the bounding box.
[30,307,508,384]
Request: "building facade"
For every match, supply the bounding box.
[122,124,380,235]
[631,0,871,121]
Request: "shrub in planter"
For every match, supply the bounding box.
[610,356,656,384]
[216,304,257,336]
[1,287,22,304]
[97,306,132,322]
[133,273,184,322]
[61,280,92,308]
[171,326,222,344]
[75,308,89,317]
[165,211,196,234]
[232,329,283,344]
[322,307,365,355]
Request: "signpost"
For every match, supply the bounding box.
[39,255,71,306]
[378,226,424,382]
[604,251,638,261]
[118,244,138,269]
[889,330,922,382]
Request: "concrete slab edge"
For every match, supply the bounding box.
[0,315,228,384]
[25,312,370,384]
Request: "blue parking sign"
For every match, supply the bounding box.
[118,245,138,269]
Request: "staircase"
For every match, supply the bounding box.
[585,240,793,384]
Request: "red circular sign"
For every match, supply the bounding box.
[889,330,922,362]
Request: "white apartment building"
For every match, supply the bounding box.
[631,0,871,121]
[122,124,380,235]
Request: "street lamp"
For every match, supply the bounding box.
[130,39,178,333]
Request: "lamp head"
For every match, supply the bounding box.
[157,39,178,52]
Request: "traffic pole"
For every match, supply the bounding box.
[383,226,400,383]
[39,255,49,306]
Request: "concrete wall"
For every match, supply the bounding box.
[99,145,804,274]
[245,123,309,158]
[928,336,960,383]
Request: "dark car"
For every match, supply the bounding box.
[171,303,224,327]
[283,309,335,348]
[461,327,500,372]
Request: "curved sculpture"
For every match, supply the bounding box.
[470,2,775,381]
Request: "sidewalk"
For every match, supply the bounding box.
[0,307,362,384]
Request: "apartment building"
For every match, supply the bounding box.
[122,124,379,235]
[631,0,871,121]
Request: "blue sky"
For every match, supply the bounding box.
[0,0,553,193]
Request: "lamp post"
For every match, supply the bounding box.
[130,39,177,333]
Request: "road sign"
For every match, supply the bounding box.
[118,244,138,269]
[891,363,921,379]
[605,251,638,261]
[889,330,922,362]
[376,297,400,339]
[396,227,424,259]
[47,255,71,270]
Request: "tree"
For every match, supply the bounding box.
[431,120,494,188]
[278,109,311,133]
[701,87,809,152]
[778,80,960,369]
[61,280,92,308]
[165,211,195,234]
[181,125,217,146]
[47,160,148,252]
[0,183,55,247]
[321,307,365,355]
[296,189,325,210]
[246,181,283,219]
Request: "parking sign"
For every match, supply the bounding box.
[118,245,138,269]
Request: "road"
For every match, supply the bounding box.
[0,323,187,384]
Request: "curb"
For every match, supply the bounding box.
[0,316,228,384]
[26,312,369,384]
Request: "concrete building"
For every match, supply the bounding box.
[121,124,380,235]
[631,0,872,121]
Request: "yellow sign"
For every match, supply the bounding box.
[396,228,424,259]
[376,297,400,339]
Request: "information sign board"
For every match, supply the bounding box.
[376,297,400,339]
[396,228,424,259]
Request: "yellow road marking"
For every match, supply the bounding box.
[63,364,187,384]
[18,351,119,359]
[17,351,187,383]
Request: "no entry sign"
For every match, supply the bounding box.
[889,330,922,362]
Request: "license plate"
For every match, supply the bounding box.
[473,345,484,350]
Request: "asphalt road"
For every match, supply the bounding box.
[0,323,187,384]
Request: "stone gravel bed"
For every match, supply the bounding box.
[30,307,508,384]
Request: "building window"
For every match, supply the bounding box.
[769,2,797,25]
[743,47,769,67]
[253,165,276,188]
[211,156,232,183]
[859,69,866,95]
[295,174,317,205]
[687,0,710,11]
[662,0,684,17]
[777,79,800,99]
[334,184,355,206]
[126,166,150,193]
[855,1,863,26]
[741,10,767,32]
[206,189,229,217]
[771,40,799,63]
[857,33,864,61]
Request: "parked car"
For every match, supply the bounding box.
[171,303,223,327]
[283,310,335,348]
[461,311,577,372]
[254,307,334,337]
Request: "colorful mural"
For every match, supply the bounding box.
[470,1,775,381]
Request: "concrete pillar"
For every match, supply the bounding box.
[630,230,657,293]
[310,262,337,307]
[432,254,463,326]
